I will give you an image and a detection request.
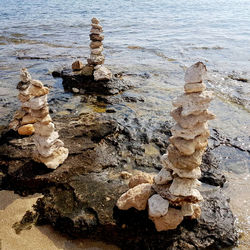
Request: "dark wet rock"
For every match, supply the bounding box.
[0,111,238,248]
[52,69,131,95]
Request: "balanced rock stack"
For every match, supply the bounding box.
[88,17,112,81]
[10,68,68,169]
[116,62,215,232]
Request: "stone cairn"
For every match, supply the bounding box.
[9,68,68,169]
[71,17,112,81]
[116,62,215,231]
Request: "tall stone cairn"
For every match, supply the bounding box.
[10,68,68,169]
[116,62,216,232]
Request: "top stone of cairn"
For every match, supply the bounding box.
[184,62,207,84]
[91,17,100,24]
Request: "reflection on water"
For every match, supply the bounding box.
[0,0,249,249]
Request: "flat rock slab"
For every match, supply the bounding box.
[52,69,131,95]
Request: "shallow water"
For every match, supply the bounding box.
[0,0,250,248]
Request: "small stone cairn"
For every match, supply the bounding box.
[116,62,216,231]
[71,17,112,81]
[9,68,68,169]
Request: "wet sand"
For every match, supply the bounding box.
[0,191,119,250]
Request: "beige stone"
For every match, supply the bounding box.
[169,132,209,156]
[22,95,47,110]
[89,34,104,41]
[9,119,20,131]
[72,60,84,71]
[169,177,202,199]
[21,114,37,125]
[90,41,103,49]
[94,65,112,81]
[181,203,194,216]
[13,110,26,120]
[150,208,183,231]
[120,171,132,179]
[171,122,209,140]
[168,144,205,170]
[18,124,35,135]
[171,107,215,129]
[91,17,99,24]
[148,194,169,217]
[20,68,31,83]
[91,45,103,55]
[190,204,201,219]
[34,147,69,169]
[28,85,49,97]
[34,122,54,136]
[80,65,94,76]
[31,80,43,88]
[184,82,206,93]
[37,114,52,125]
[35,139,64,158]
[91,23,103,31]
[90,28,102,35]
[31,106,49,118]
[18,93,32,102]
[88,55,105,65]
[172,91,214,116]
[116,183,153,210]
[33,132,59,148]
[154,168,172,185]
[184,62,207,83]
[129,171,154,188]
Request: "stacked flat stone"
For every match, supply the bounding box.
[116,62,215,232]
[10,68,68,169]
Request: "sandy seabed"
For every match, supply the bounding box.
[0,191,119,250]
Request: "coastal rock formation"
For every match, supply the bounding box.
[9,68,68,169]
[116,62,216,231]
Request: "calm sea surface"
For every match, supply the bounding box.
[0,0,250,248]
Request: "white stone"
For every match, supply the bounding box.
[184,62,207,83]
[20,68,31,82]
[22,95,47,110]
[154,168,172,185]
[148,194,169,218]
[172,91,214,116]
[91,45,103,55]
[33,131,59,148]
[35,139,64,157]
[34,122,55,136]
[171,123,208,140]
[184,82,206,93]
[169,177,202,201]
[94,65,112,81]
[72,88,80,93]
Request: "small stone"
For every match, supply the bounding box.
[20,68,31,83]
[181,203,194,216]
[88,55,105,66]
[91,45,104,55]
[72,60,84,71]
[33,131,59,148]
[129,171,154,188]
[168,144,205,170]
[154,168,172,185]
[91,17,99,24]
[28,85,49,97]
[34,147,69,169]
[116,183,153,210]
[91,23,103,31]
[169,132,209,156]
[120,171,132,179]
[171,107,215,129]
[190,204,201,219]
[21,114,37,125]
[72,87,80,93]
[150,208,183,231]
[184,62,207,83]
[35,139,64,158]
[22,95,47,110]
[184,82,206,93]
[18,124,35,135]
[34,122,55,136]
[172,91,214,116]
[37,114,52,124]
[31,106,49,118]
[148,194,169,217]
[80,65,94,76]
[171,123,209,140]
[94,65,112,81]
[90,28,102,35]
[169,177,202,199]
[31,80,43,88]
[9,119,20,131]
[90,41,103,49]
[89,34,104,41]
[13,110,26,120]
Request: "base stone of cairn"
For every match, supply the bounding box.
[52,18,129,95]
[9,68,68,169]
[117,62,216,231]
